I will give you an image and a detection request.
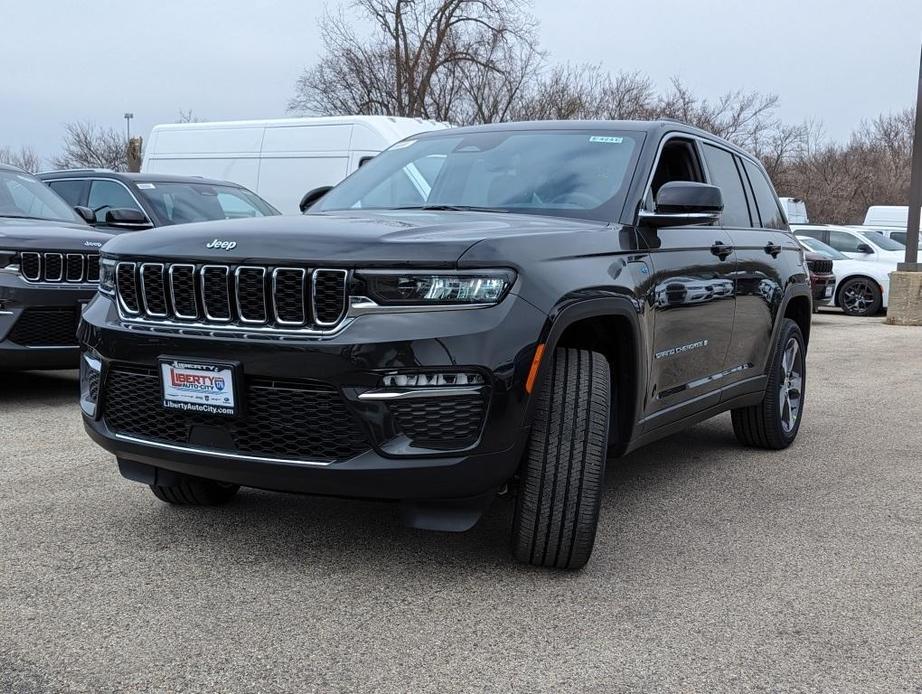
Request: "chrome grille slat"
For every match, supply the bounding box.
[19,252,100,284]
[114,261,349,333]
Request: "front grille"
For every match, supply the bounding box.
[7,307,79,346]
[388,396,486,449]
[19,252,100,283]
[102,366,370,462]
[115,262,349,332]
[806,258,833,274]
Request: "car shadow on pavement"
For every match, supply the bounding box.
[0,370,78,404]
[105,416,742,577]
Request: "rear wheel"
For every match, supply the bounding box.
[839,277,882,316]
[150,473,239,506]
[511,348,610,570]
[731,318,805,450]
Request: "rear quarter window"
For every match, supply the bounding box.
[742,160,786,230]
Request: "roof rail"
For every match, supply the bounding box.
[657,117,691,125]
[36,167,116,175]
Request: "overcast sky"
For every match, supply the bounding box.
[2,0,920,164]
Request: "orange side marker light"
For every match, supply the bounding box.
[525,343,545,394]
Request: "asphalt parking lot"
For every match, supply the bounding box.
[1,311,919,693]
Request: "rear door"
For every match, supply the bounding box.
[715,152,792,384]
[638,136,737,424]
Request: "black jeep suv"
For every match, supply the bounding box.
[80,121,811,569]
[0,164,113,370]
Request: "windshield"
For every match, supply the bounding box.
[315,129,642,222]
[798,236,847,260]
[137,181,278,225]
[860,230,904,251]
[0,169,82,223]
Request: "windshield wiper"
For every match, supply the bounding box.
[392,204,510,213]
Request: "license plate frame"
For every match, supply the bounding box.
[159,357,242,417]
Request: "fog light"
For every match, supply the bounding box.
[80,352,102,417]
[381,372,484,388]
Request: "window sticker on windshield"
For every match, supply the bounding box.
[589,136,624,144]
[137,183,156,189]
[389,140,415,150]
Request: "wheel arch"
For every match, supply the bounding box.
[527,297,646,455]
[782,292,812,347]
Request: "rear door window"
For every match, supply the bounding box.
[742,160,786,230]
[46,179,86,207]
[701,143,751,227]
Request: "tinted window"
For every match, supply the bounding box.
[317,130,642,222]
[88,180,145,223]
[137,182,277,225]
[46,180,84,207]
[891,231,907,244]
[859,230,904,251]
[701,144,751,227]
[742,160,786,229]
[796,228,825,243]
[827,230,866,253]
[0,169,82,223]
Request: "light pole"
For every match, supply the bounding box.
[897,46,922,272]
[124,112,134,143]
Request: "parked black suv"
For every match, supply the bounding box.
[0,164,113,369]
[39,170,279,232]
[80,121,811,569]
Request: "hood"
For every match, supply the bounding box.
[100,210,606,266]
[0,217,114,251]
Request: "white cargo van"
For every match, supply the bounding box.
[861,205,920,245]
[141,116,450,214]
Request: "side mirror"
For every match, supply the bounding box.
[74,206,96,225]
[856,243,873,254]
[105,208,152,229]
[638,181,723,228]
[299,186,333,213]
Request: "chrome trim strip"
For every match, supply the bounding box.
[139,262,168,317]
[116,311,353,337]
[312,268,349,326]
[235,266,268,324]
[271,267,307,326]
[358,386,484,401]
[24,344,79,349]
[346,296,496,316]
[65,253,85,282]
[168,264,199,320]
[44,252,64,282]
[115,261,140,315]
[200,265,232,322]
[20,252,41,281]
[113,434,335,467]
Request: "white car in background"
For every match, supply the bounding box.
[797,235,892,316]
[791,224,905,262]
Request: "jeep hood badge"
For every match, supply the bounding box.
[206,239,237,251]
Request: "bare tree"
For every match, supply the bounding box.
[289,0,539,122]
[177,109,207,123]
[53,121,129,171]
[0,145,42,172]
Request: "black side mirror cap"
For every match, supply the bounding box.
[299,186,333,213]
[74,206,96,224]
[856,243,873,254]
[105,208,151,229]
[638,182,724,228]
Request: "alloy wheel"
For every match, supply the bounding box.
[778,337,803,434]
[842,280,876,315]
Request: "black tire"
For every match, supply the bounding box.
[512,348,610,570]
[150,474,240,506]
[838,276,882,316]
[731,318,806,450]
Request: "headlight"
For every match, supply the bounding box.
[356,269,515,305]
[0,250,17,273]
[99,256,116,295]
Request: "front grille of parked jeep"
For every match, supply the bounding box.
[7,307,80,346]
[115,261,348,332]
[806,258,833,274]
[19,252,100,283]
[102,365,370,462]
[388,396,486,449]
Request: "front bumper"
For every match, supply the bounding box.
[0,273,97,370]
[80,293,547,501]
[810,274,836,304]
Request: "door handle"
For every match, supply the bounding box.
[710,241,733,260]
[764,242,782,258]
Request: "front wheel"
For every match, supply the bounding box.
[511,348,610,570]
[839,277,882,316]
[731,318,806,450]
